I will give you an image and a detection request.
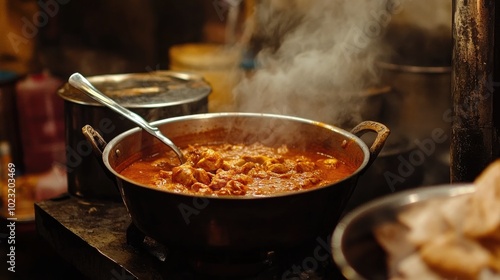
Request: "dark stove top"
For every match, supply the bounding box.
[34,194,345,280]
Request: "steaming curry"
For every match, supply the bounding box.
[119,142,356,196]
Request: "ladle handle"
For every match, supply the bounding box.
[69,72,186,164]
[69,73,158,133]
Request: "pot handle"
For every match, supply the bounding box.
[82,124,107,157]
[350,121,390,167]
[81,125,115,181]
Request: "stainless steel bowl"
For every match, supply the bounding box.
[331,184,474,280]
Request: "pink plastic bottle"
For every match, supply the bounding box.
[15,71,65,174]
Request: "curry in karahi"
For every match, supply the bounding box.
[119,142,357,196]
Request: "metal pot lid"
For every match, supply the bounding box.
[57,71,211,108]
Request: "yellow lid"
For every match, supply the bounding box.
[169,44,241,71]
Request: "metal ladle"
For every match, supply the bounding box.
[69,72,186,164]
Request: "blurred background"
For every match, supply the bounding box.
[0,0,459,278]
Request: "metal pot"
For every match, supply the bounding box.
[58,71,211,199]
[85,113,389,254]
[377,62,451,142]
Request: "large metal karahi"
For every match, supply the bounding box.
[85,113,389,255]
[57,71,211,199]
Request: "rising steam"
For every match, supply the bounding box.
[234,0,390,126]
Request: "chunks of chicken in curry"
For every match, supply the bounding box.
[119,143,355,196]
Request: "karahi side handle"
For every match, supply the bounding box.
[81,124,116,185]
[351,121,390,168]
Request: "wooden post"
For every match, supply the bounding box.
[451,0,497,182]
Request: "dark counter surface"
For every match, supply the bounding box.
[35,194,343,280]
[35,194,166,280]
